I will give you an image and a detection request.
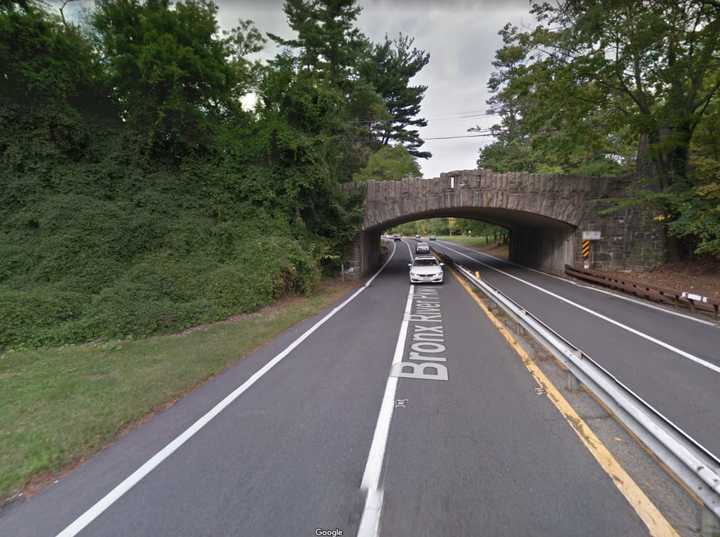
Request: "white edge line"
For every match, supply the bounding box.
[55,241,399,537]
[356,284,414,537]
[570,282,717,326]
[402,238,414,262]
[435,242,720,375]
[438,239,716,327]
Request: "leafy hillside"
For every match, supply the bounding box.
[0,0,430,349]
[0,114,322,347]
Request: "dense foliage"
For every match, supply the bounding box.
[478,0,720,257]
[391,218,506,240]
[352,145,420,182]
[0,0,430,349]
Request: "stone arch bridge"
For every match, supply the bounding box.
[346,169,665,275]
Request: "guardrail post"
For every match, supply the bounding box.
[699,505,720,537]
[566,350,582,392]
[566,371,580,392]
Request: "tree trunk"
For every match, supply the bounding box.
[652,125,692,189]
[665,233,693,262]
[649,125,693,261]
[636,134,658,184]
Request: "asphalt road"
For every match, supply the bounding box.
[431,238,720,458]
[1,240,653,537]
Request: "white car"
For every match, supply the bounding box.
[408,255,444,284]
[415,242,430,254]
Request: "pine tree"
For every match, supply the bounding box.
[268,0,365,86]
[362,34,431,159]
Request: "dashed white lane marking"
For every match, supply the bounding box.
[357,284,414,537]
[439,240,716,327]
[402,238,414,261]
[55,242,400,537]
[434,242,720,375]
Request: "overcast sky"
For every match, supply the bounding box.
[217,0,533,177]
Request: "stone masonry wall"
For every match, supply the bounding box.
[345,170,666,276]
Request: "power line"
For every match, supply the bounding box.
[424,133,495,140]
[425,112,497,121]
[349,110,498,125]
[428,109,493,117]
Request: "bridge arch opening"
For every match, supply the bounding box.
[357,207,577,275]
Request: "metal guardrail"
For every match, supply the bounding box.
[565,264,720,320]
[435,251,720,527]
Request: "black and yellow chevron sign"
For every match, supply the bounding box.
[582,240,591,258]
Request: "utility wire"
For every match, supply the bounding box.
[348,110,498,125]
[425,112,497,121]
[424,133,495,140]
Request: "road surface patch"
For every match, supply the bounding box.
[451,268,680,537]
[437,242,720,374]
[357,284,415,537]
[440,239,715,326]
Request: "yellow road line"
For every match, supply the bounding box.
[451,269,679,537]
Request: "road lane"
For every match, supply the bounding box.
[0,244,413,537]
[437,240,720,367]
[431,239,720,458]
[377,260,650,536]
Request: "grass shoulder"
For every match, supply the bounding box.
[0,278,358,504]
[437,235,509,260]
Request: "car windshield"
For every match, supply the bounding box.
[413,258,438,266]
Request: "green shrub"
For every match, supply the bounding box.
[206,264,275,314]
[0,288,86,348]
[0,217,324,347]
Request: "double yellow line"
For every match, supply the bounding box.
[451,269,679,537]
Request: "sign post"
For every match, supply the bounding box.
[581,231,601,269]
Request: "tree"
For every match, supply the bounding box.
[352,145,420,181]
[0,0,105,109]
[491,1,720,188]
[481,2,720,257]
[267,1,432,178]
[266,0,388,182]
[361,34,431,158]
[92,0,264,159]
[268,0,365,87]
[477,22,633,175]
